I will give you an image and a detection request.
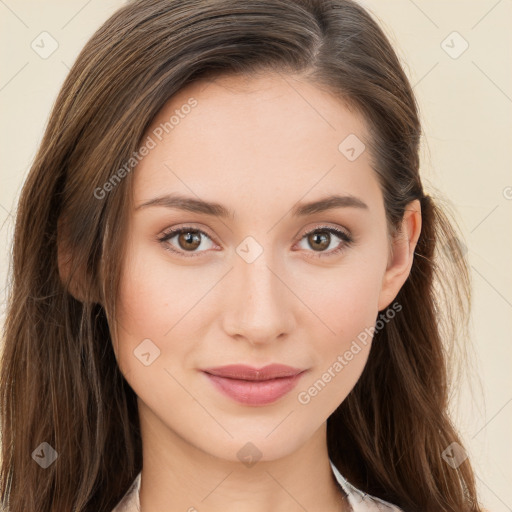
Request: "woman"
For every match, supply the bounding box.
[0,0,483,511]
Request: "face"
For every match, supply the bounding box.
[112,72,408,462]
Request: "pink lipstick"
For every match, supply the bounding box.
[202,364,307,406]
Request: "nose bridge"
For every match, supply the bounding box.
[221,241,295,343]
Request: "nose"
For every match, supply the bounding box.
[221,249,297,346]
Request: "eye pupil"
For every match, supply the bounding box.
[179,231,201,250]
[309,231,330,251]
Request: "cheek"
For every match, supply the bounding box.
[297,256,385,343]
[292,287,378,417]
[116,242,211,338]
[113,240,227,390]
[293,250,387,406]
[113,244,190,374]
[321,274,379,358]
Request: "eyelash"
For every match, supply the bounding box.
[157,225,354,259]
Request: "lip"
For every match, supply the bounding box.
[202,364,307,406]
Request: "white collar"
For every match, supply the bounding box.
[328,459,402,511]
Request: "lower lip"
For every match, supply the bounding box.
[203,371,306,406]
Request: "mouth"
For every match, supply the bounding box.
[201,364,308,406]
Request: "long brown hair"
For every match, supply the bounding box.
[0,1,482,510]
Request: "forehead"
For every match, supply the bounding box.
[133,72,377,210]
[145,71,369,146]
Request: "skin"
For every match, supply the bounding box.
[111,72,422,512]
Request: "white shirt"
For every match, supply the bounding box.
[112,459,403,511]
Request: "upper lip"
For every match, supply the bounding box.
[202,364,305,381]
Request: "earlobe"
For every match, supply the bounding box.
[377,200,422,311]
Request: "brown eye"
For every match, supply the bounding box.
[158,227,216,257]
[177,230,202,251]
[296,226,353,258]
[307,231,331,251]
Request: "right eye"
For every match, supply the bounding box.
[158,226,217,258]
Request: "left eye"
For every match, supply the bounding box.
[295,226,353,257]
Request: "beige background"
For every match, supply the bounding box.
[1,1,511,510]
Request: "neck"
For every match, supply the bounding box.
[137,400,349,512]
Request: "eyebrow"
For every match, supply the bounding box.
[135,193,368,218]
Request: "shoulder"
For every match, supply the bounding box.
[329,459,404,512]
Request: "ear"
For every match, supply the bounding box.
[57,216,102,304]
[377,199,422,311]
